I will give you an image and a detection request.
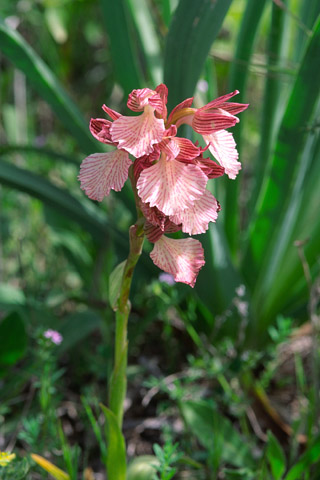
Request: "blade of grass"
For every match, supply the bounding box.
[223,0,268,255]
[0,158,111,243]
[164,0,232,111]
[100,0,145,95]
[243,14,320,289]
[251,0,289,213]
[126,0,162,86]
[0,19,97,155]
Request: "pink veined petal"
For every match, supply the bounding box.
[170,189,220,235]
[127,88,164,115]
[155,83,168,118]
[167,97,194,124]
[110,107,165,157]
[175,138,200,160]
[137,155,208,216]
[203,130,241,179]
[159,138,180,159]
[144,218,180,242]
[150,236,205,287]
[200,90,239,110]
[78,151,131,201]
[192,109,238,134]
[89,118,114,144]
[102,104,121,120]
[219,102,249,115]
[195,157,225,179]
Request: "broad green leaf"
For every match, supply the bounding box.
[0,312,27,366]
[126,0,162,86]
[244,15,320,288]
[100,0,144,95]
[164,0,232,110]
[224,0,268,253]
[109,260,126,311]
[180,400,255,469]
[0,19,97,155]
[266,431,286,480]
[284,437,320,480]
[100,404,126,480]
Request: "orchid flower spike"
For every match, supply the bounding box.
[79,84,248,287]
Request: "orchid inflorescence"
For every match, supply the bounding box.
[79,84,248,287]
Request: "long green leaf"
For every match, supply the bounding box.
[252,0,289,212]
[243,15,320,291]
[0,158,110,242]
[164,0,232,110]
[256,127,320,323]
[224,0,268,254]
[100,404,126,480]
[100,0,144,95]
[0,19,97,154]
[126,0,162,86]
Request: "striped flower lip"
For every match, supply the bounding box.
[78,84,248,286]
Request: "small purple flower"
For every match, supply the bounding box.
[44,329,63,345]
[159,272,176,286]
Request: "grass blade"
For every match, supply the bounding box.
[0,158,110,242]
[164,0,232,110]
[243,15,320,289]
[0,19,97,155]
[223,0,268,254]
[126,0,163,86]
[100,0,144,95]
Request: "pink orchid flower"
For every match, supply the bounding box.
[79,84,248,287]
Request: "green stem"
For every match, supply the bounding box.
[108,167,145,429]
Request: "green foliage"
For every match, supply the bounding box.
[152,442,182,480]
[0,312,27,367]
[100,404,127,480]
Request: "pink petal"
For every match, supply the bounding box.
[127,88,164,115]
[167,97,194,125]
[204,130,241,179]
[133,146,161,180]
[102,104,121,120]
[196,158,225,179]
[192,109,238,134]
[170,189,219,235]
[89,118,113,144]
[79,151,131,201]
[150,236,205,287]
[155,83,168,118]
[175,138,200,160]
[219,102,249,115]
[137,155,208,216]
[110,107,165,157]
[201,90,239,110]
[159,137,180,159]
[144,218,180,243]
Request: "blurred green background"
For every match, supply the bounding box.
[0,0,320,478]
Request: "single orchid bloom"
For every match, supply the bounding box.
[79,84,248,287]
